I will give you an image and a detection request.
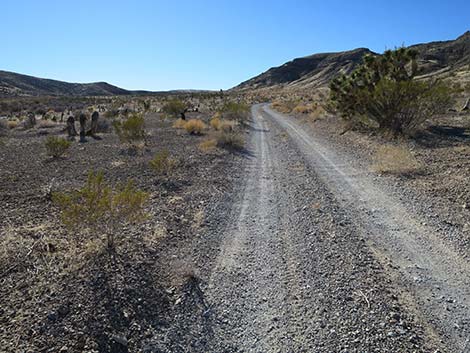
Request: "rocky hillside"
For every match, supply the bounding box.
[236,31,470,90]
[0,70,132,97]
[236,48,374,90]
[412,31,470,77]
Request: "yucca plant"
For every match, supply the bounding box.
[330,47,453,136]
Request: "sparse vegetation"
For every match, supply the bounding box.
[372,145,421,174]
[149,150,177,176]
[38,119,57,129]
[104,109,119,119]
[172,118,187,129]
[22,114,36,129]
[162,98,186,119]
[53,171,149,249]
[184,119,206,135]
[113,113,146,147]
[44,136,71,159]
[96,117,112,133]
[216,131,244,150]
[220,101,250,124]
[7,120,19,129]
[272,99,299,114]
[292,104,314,114]
[330,48,453,136]
[0,120,8,136]
[199,138,218,151]
[210,114,222,130]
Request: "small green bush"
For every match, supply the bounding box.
[113,113,146,147]
[53,171,149,249]
[149,150,177,176]
[45,136,71,158]
[162,99,186,119]
[220,101,250,124]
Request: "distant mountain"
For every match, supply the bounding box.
[235,31,470,90]
[0,70,135,97]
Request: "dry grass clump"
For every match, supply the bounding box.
[216,131,244,150]
[210,113,236,133]
[184,119,206,135]
[210,115,222,130]
[172,118,187,129]
[308,105,327,122]
[0,227,35,275]
[292,104,315,114]
[372,145,421,175]
[272,99,298,114]
[220,120,235,132]
[7,120,19,129]
[38,119,57,129]
[199,138,218,152]
[149,150,177,176]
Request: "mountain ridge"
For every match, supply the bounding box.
[0,70,138,97]
[235,31,470,90]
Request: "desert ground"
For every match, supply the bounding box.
[0,90,469,353]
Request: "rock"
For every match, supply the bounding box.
[110,334,128,351]
[47,311,58,322]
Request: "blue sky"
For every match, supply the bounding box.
[2,0,469,90]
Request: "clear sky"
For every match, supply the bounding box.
[2,0,469,91]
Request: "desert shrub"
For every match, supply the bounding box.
[372,145,421,174]
[53,171,149,249]
[199,138,217,152]
[172,118,187,129]
[149,150,177,176]
[220,120,235,132]
[330,47,453,136]
[220,101,250,124]
[210,116,222,130]
[216,131,244,150]
[162,99,186,119]
[22,114,37,129]
[97,118,111,133]
[45,136,71,158]
[0,120,8,136]
[308,105,327,122]
[141,99,151,111]
[292,103,316,114]
[184,119,206,135]
[38,119,57,129]
[113,113,146,147]
[7,120,19,129]
[272,99,298,114]
[104,109,119,119]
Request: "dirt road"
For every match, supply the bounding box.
[174,104,465,352]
